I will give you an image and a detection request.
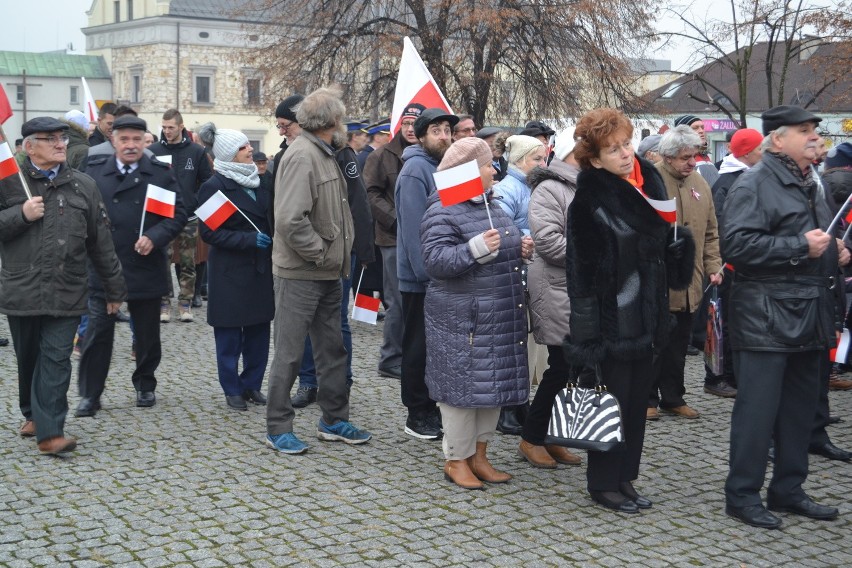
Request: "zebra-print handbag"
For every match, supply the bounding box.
[544,365,625,452]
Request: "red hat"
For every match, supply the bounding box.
[730,128,763,158]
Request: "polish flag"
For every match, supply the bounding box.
[831,329,851,364]
[0,141,19,180]
[389,37,453,137]
[196,190,237,230]
[80,77,98,124]
[0,85,12,124]
[144,184,176,218]
[635,186,677,223]
[432,160,483,207]
[351,293,381,325]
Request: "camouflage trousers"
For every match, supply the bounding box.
[164,219,198,303]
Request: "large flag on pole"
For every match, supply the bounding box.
[0,85,12,124]
[432,160,483,207]
[197,190,238,231]
[0,141,18,180]
[144,184,177,218]
[389,37,453,137]
[80,77,99,124]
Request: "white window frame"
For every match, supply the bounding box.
[191,65,216,106]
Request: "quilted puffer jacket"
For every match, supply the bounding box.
[420,192,530,408]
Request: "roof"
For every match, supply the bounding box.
[0,51,111,79]
[637,40,851,115]
[168,0,269,22]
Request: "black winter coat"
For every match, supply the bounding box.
[335,146,375,264]
[85,154,187,300]
[149,130,214,216]
[722,151,837,352]
[198,172,274,328]
[563,157,695,364]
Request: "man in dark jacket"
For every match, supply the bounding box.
[77,116,187,415]
[722,105,839,529]
[0,117,126,454]
[271,94,304,179]
[356,121,390,172]
[395,108,458,440]
[88,102,116,146]
[149,109,214,320]
[364,104,423,382]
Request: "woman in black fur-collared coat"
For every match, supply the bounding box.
[563,109,694,514]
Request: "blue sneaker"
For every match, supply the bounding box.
[317,419,372,445]
[265,432,308,454]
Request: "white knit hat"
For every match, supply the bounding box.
[553,128,576,161]
[197,122,248,162]
[504,134,543,165]
[65,109,89,130]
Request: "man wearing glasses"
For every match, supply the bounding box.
[271,94,304,179]
[452,115,477,141]
[0,117,126,455]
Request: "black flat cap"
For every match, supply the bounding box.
[112,115,147,131]
[21,117,69,137]
[761,105,822,135]
[252,151,268,162]
[519,120,555,138]
[476,126,502,139]
[413,108,458,138]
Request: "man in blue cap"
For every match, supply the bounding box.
[357,120,390,172]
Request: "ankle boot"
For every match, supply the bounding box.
[444,460,484,490]
[468,441,512,483]
[496,406,523,436]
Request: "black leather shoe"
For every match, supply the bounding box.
[496,406,524,436]
[242,390,267,405]
[136,391,156,407]
[75,397,101,417]
[191,294,203,308]
[590,491,639,514]
[767,497,839,520]
[827,416,842,425]
[0,337,9,347]
[377,365,402,379]
[619,482,652,509]
[809,442,852,461]
[725,504,782,529]
[291,386,317,408]
[226,395,247,411]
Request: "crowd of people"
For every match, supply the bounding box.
[1,85,850,528]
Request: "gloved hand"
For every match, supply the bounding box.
[667,237,686,261]
[256,232,272,249]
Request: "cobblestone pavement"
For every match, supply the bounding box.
[1,302,850,567]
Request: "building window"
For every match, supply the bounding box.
[191,66,216,105]
[131,74,142,103]
[16,85,24,103]
[114,1,121,23]
[70,86,79,105]
[246,78,261,106]
[127,0,133,20]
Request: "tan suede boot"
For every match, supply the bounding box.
[444,460,484,490]
[518,440,557,468]
[468,441,512,483]
[546,444,582,465]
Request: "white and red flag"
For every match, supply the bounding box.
[432,160,483,207]
[351,293,381,325]
[389,37,453,137]
[0,141,18,181]
[81,77,99,124]
[634,186,677,223]
[0,84,12,125]
[196,190,237,231]
[831,329,851,364]
[144,184,176,218]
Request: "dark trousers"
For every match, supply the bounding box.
[584,355,654,492]
[522,345,577,445]
[8,315,78,442]
[649,311,693,409]
[78,296,162,398]
[725,350,820,507]
[400,291,435,414]
[213,323,270,396]
[810,350,832,447]
[704,275,736,386]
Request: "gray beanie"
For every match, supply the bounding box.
[637,134,662,158]
[197,122,248,162]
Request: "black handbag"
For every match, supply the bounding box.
[544,364,625,452]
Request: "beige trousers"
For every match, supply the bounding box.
[438,403,501,460]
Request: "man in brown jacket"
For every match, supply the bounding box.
[648,125,723,420]
[362,103,423,379]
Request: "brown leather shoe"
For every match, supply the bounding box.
[828,377,852,391]
[444,460,484,490]
[468,441,512,483]
[37,436,77,455]
[19,420,35,438]
[546,444,582,465]
[646,407,659,421]
[663,405,700,419]
[518,440,557,468]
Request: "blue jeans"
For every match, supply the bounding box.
[214,323,270,396]
[298,257,354,388]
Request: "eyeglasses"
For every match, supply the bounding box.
[33,135,70,145]
[277,120,295,131]
[455,127,477,135]
[400,120,416,128]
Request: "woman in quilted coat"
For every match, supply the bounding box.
[421,137,535,490]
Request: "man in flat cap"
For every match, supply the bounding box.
[722,105,841,528]
[476,127,508,181]
[0,117,126,455]
[77,115,187,415]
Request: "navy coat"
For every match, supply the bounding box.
[85,154,187,300]
[421,192,529,408]
[198,172,274,328]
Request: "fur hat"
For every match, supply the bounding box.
[437,137,492,172]
[504,135,544,165]
[729,128,763,158]
[197,122,248,162]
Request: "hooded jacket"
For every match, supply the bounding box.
[526,160,578,346]
[712,154,750,225]
[148,129,214,218]
[395,143,439,293]
[62,120,91,170]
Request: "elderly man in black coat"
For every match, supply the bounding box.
[76,116,187,415]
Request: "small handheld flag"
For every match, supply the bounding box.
[432,160,483,207]
[351,294,380,325]
[634,186,677,223]
[196,190,238,231]
[144,184,177,218]
[831,329,851,364]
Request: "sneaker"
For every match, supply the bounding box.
[160,300,171,323]
[178,301,193,322]
[265,432,308,454]
[291,386,318,408]
[317,419,372,445]
[404,411,442,440]
[704,381,737,398]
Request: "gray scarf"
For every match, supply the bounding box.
[215,159,260,188]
